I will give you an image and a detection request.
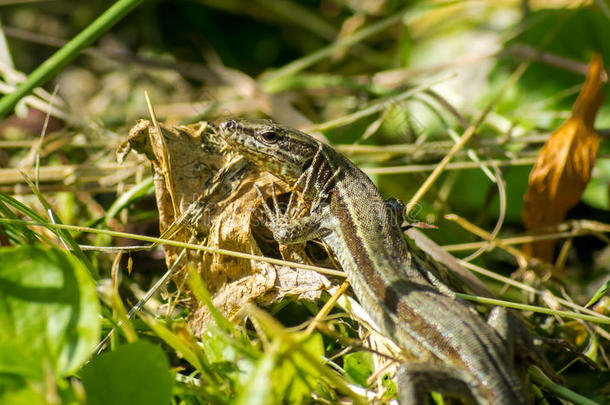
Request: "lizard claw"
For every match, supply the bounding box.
[254,184,275,219]
[254,182,300,244]
[270,182,281,217]
[255,182,298,223]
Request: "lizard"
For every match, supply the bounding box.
[218,118,538,404]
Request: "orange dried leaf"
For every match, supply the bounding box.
[522,53,605,263]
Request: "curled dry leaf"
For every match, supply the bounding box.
[119,120,329,337]
[522,53,605,264]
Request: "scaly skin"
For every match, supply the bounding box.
[219,118,529,405]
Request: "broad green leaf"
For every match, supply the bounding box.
[0,245,100,376]
[344,351,374,387]
[80,340,173,405]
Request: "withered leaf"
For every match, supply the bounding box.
[522,53,605,263]
[121,120,329,337]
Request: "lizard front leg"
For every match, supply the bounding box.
[255,183,332,245]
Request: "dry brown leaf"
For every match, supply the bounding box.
[121,120,329,337]
[522,53,605,263]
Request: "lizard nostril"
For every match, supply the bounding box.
[220,119,237,132]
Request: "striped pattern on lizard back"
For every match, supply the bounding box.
[319,144,526,404]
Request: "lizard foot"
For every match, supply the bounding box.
[254,181,330,245]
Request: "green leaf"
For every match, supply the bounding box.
[138,313,206,372]
[381,373,396,399]
[271,333,326,403]
[235,354,275,405]
[0,199,41,245]
[399,25,412,67]
[0,245,100,376]
[105,176,154,224]
[0,192,98,279]
[186,266,235,335]
[22,175,99,279]
[80,340,174,405]
[344,351,374,387]
[0,374,47,405]
[585,279,610,308]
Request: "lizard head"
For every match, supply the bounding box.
[219,118,321,183]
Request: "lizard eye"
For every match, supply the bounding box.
[258,130,280,144]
